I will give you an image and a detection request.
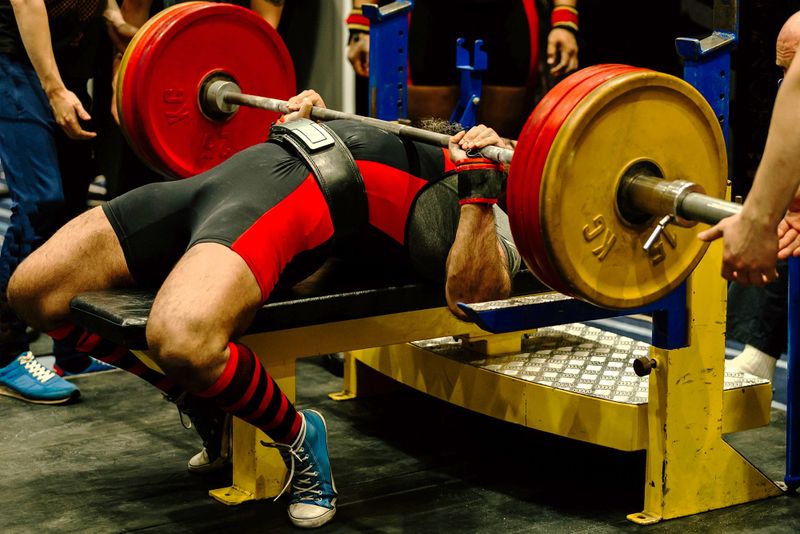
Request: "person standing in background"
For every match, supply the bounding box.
[0,0,137,403]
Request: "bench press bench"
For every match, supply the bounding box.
[69,255,783,523]
[70,270,542,351]
[68,270,553,503]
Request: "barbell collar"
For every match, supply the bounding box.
[621,173,704,227]
[205,79,515,165]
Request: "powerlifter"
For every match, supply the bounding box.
[6,90,519,529]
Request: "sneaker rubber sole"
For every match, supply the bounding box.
[289,505,336,529]
[187,447,231,474]
[0,385,80,405]
[60,367,119,381]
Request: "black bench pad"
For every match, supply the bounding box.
[70,272,544,350]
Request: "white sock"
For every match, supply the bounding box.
[727,344,778,382]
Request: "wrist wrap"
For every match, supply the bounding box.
[551,4,579,35]
[346,7,370,36]
[456,157,506,206]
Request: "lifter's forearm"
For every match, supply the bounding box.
[445,205,511,320]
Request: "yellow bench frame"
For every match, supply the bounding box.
[131,239,782,523]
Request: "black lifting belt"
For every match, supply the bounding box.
[269,119,368,240]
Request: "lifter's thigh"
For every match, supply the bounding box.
[8,206,134,329]
[146,242,262,390]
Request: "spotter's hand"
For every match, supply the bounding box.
[777,189,800,259]
[697,212,780,286]
[347,32,370,77]
[49,87,95,140]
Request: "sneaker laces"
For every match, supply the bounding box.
[164,392,193,430]
[260,417,323,503]
[19,353,57,383]
[177,408,192,430]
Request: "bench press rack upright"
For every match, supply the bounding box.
[340,0,787,524]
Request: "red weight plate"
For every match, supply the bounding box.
[118,3,206,171]
[528,65,644,293]
[129,3,215,171]
[508,65,632,293]
[124,2,296,178]
[118,7,171,168]
[120,3,258,176]
[508,65,625,292]
[130,4,209,168]
[523,65,644,294]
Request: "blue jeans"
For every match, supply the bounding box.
[727,260,788,359]
[0,54,76,359]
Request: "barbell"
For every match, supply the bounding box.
[116,2,740,310]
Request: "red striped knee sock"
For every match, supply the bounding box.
[47,324,181,397]
[197,342,302,444]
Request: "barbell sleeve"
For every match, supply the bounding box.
[677,192,742,225]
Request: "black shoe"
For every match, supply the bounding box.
[171,393,231,473]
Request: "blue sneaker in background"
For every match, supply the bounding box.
[288,409,337,528]
[0,351,80,404]
[54,357,117,379]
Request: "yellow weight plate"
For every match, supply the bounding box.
[540,70,727,309]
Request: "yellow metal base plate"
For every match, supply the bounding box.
[431,323,768,405]
[209,485,255,506]
[351,323,772,451]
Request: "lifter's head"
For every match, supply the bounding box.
[416,117,464,136]
[777,11,800,72]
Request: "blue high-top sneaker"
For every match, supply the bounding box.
[0,351,80,404]
[264,409,338,528]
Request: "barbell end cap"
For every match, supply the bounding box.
[202,79,242,119]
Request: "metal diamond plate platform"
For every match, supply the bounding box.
[412,323,768,405]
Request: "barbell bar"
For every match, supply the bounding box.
[203,78,515,164]
[204,77,741,232]
[116,2,741,309]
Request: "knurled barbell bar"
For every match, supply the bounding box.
[116,2,739,310]
[201,77,514,165]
